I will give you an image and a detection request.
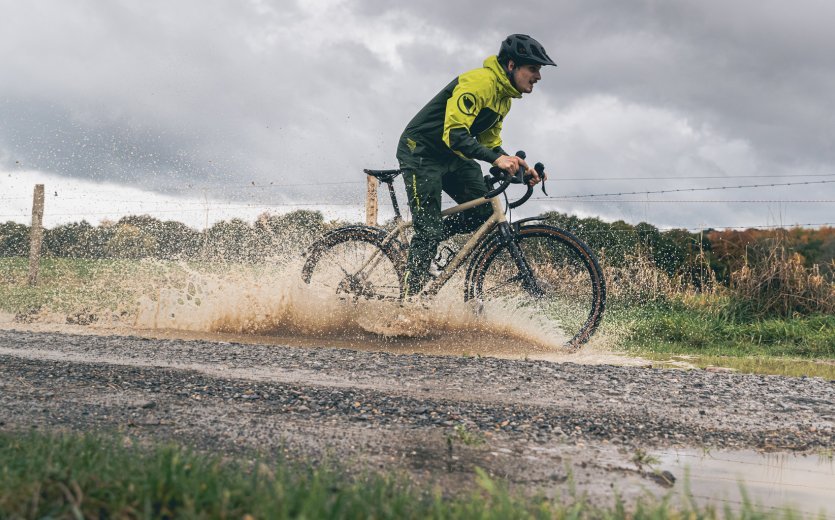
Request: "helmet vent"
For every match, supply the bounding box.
[499,34,556,67]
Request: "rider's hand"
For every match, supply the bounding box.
[526,166,547,186]
[492,154,528,176]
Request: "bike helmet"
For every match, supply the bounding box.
[499,34,557,67]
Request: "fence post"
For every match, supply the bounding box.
[28,184,45,286]
[366,174,378,226]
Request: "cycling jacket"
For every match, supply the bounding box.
[399,55,521,165]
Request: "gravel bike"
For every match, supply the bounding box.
[301,153,606,348]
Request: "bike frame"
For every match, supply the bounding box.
[361,180,540,298]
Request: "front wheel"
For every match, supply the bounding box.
[466,224,606,349]
[301,226,406,302]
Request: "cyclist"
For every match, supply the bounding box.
[396,34,556,297]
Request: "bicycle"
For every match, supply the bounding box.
[301,152,606,349]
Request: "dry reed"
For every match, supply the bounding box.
[730,246,835,318]
[601,253,699,304]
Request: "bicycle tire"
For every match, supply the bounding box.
[466,224,606,349]
[301,226,406,302]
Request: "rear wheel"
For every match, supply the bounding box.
[301,226,405,302]
[467,225,606,348]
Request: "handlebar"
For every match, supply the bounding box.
[484,151,548,208]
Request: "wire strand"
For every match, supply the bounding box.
[554,179,835,199]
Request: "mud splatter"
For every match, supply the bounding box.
[2,256,634,364]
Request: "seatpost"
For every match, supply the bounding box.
[386,181,403,222]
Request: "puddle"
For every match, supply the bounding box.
[655,448,835,518]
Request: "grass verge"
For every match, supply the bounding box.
[0,430,809,519]
[622,302,835,359]
[613,301,835,379]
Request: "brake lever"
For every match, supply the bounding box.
[535,162,548,196]
[521,162,548,194]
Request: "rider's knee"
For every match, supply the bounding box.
[412,220,445,242]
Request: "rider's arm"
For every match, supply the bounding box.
[447,128,501,163]
[492,145,509,157]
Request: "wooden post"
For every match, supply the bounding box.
[28,184,45,286]
[366,174,378,226]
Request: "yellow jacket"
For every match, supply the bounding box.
[400,55,521,164]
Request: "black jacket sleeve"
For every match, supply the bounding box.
[448,128,501,164]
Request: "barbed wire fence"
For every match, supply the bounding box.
[7,173,834,284]
[4,175,833,229]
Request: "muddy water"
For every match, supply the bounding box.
[655,449,835,518]
[3,258,637,366]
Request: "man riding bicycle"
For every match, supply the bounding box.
[396,34,556,297]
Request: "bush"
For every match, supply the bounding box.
[107,224,158,259]
[0,221,30,257]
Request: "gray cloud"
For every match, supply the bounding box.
[1,0,833,229]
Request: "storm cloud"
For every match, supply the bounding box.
[1,0,833,229]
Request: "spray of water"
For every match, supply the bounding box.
[139,261,546,337]
[1,229,635,364]
[125,258,635,363]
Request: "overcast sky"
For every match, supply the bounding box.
[1,0,834,230]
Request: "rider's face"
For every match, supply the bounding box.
[510,62,542,94]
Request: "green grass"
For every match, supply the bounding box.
[0,257,159,315]
[0,430,809,519]
[642,353,835,380]
[0,256,283,319]
[609,298,835,378]
[620,302,835,359]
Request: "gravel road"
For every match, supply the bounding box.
[1,328,833,505]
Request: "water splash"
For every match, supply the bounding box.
[2,255,634,363]
[133,260,582,354]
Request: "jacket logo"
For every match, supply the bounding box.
[457,93,477,115]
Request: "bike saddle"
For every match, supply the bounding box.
[364,169,403,183]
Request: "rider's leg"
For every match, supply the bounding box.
[401,167,444,296]
[441,158,493,238]
[396,136,447,297]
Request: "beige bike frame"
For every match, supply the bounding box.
[358,194,508,297]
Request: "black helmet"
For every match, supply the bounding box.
[499,34,557,67]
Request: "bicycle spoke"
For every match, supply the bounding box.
[302,228,404,302]
[481,274,525,296]
[470,226,605,348]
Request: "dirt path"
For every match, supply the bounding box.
[1,328,833,508]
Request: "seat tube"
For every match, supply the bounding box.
[496,222,544,297]
[387,182,402,222]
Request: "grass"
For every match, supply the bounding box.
[448,424,486,447]
[0,257,143,315]
[613,299,835,379]
[601,246,834,366]
[631,448,660,470]
[642,353,835,380]
[621,302,835,359]
[0,430,811,519]
[0,256,283,320]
